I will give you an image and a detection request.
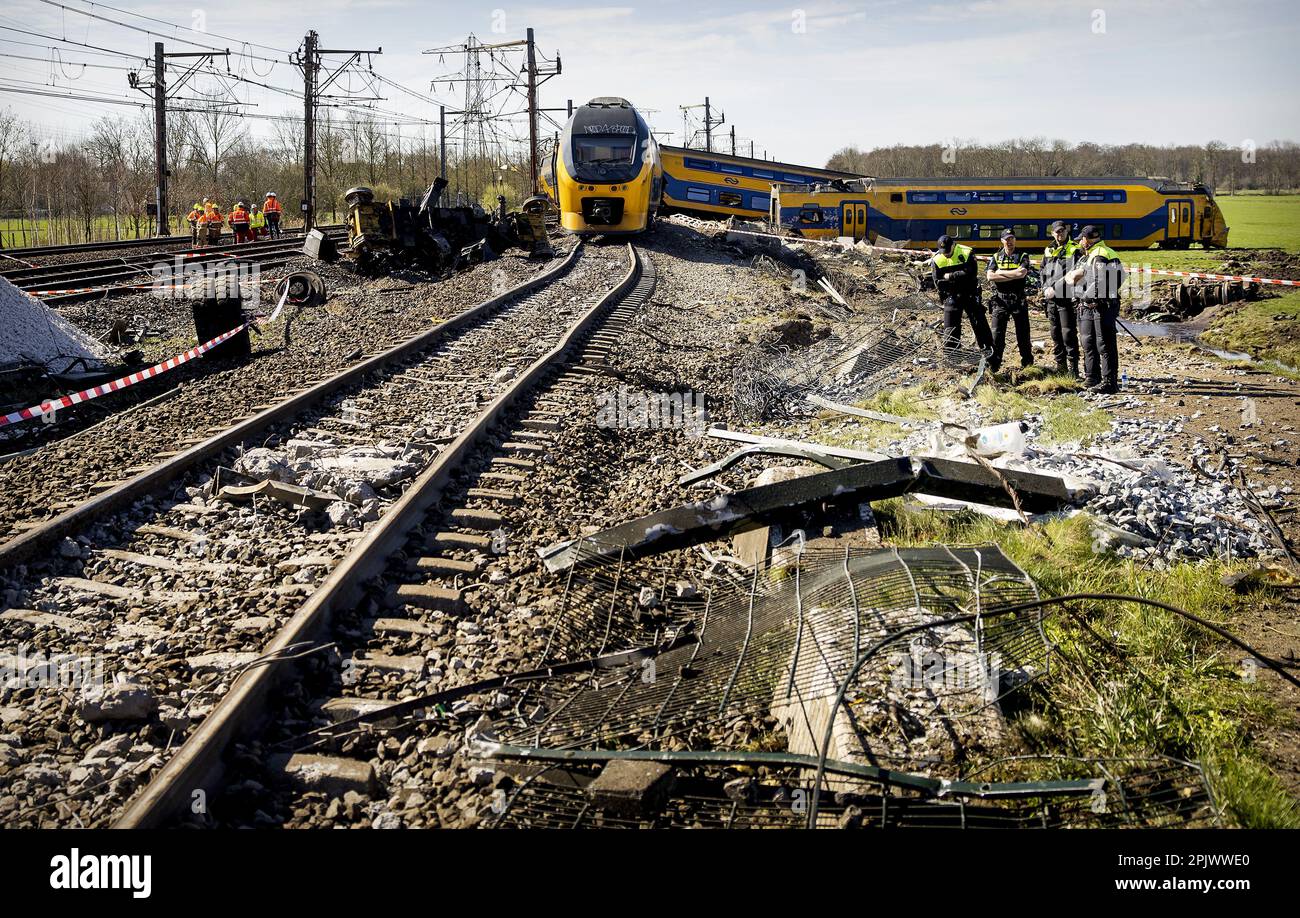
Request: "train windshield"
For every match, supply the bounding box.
[573,136,635,165]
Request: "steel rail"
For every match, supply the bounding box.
[0,242,584,571]
[114,242,642,828]
[7,236,346,289]
[0,225,344,261]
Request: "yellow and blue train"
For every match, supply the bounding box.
[545,97,662,236]
[769,176,1229,250]
[657,145,859,220]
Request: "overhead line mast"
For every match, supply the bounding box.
[294,31,382,232]
[128,43,230,236]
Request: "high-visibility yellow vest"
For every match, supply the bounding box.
[933,243,972,268]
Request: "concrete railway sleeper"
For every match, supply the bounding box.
[112,244,651,828]
[0,242,632,828]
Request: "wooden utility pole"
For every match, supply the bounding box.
[130,43,229,236]
[295,32,381,232]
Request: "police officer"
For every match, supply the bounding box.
[1041,219,1081,377]
[1065,225,1124,393]
[985,228,1033,372]
[932,234,992,357]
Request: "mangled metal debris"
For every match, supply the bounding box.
[541,455,1081,573]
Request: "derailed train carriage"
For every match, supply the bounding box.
[544,97,662,236]
[769,176,1230,250]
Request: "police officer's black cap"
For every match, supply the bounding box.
[1078,224,1101,240]
[1049,220,1068,233]
[937,234,954,249]
[999,228,1015,239]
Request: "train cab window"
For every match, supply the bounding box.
[1045,192,1071,202]
[890,193,903,203]
[718,191,743,207]
[1013,224,1039,239]
[1011,192,1038,202]
[799,208,824,224]
[686,187,711,203]
[911,192,939,203]
[944,224,973,239]
[574,137,635,165]
[1078,192,1105,202]
[978,192,1004,202]
[1110,192,1125,201]
[1111,224,1123,238]
[944,192,973,202]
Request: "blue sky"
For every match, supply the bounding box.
[1,0,1297,166]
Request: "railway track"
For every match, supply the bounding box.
[5,232,349,304]
[110,243,651,828]
[0,225,342,265]
[0,241,643,828]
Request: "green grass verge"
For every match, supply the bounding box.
[975,386,1111,445]
[1201,289,1300,369]
[874,503,1300,828]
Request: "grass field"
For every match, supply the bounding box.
[875,503,1300,827]
[1202,288,1300,369]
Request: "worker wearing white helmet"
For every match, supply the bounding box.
[263,192,283,238]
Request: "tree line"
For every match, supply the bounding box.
[0,105,535,248]
[825,138,1300,192]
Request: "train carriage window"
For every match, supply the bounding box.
[944,192,973,202]
[720,164,743,174]
[800,208,824,224]
[910,192,939,203]
[685,158,716,171]
[1013,224,1039,238]
[890,193,903,203]
[1111,224,1123,238]
[718,191,743,207]
[977,225,1008,239]
[944,224,973,239]
[751,194,769,210]
[686,187,711,203]
[1011,192,1038,202]
[1110,192,1125,201]
[1078,192,1106,202]
[1044,192,1072,202]
[978,192,1004,202]
[753,170,775,180]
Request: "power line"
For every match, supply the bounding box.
[58,0,293,55]
[36,0,283,64]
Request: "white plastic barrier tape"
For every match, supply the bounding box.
[723,227,1300,287]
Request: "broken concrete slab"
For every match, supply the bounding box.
[543,456,1077,572]
[586,758,676,817]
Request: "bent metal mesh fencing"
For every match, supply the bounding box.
[731,297,986,423]
[471,541,1220,829]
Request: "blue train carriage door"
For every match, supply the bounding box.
[1166,197,1193,246]
[840,201,868,242]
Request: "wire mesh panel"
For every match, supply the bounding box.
[513,544,1046,760]
[731,307,986,423]
[485,755,1219,829]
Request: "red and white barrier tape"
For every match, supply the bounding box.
[0,321,253,429]
[724,228,1300,287]
[0,286,290,429]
